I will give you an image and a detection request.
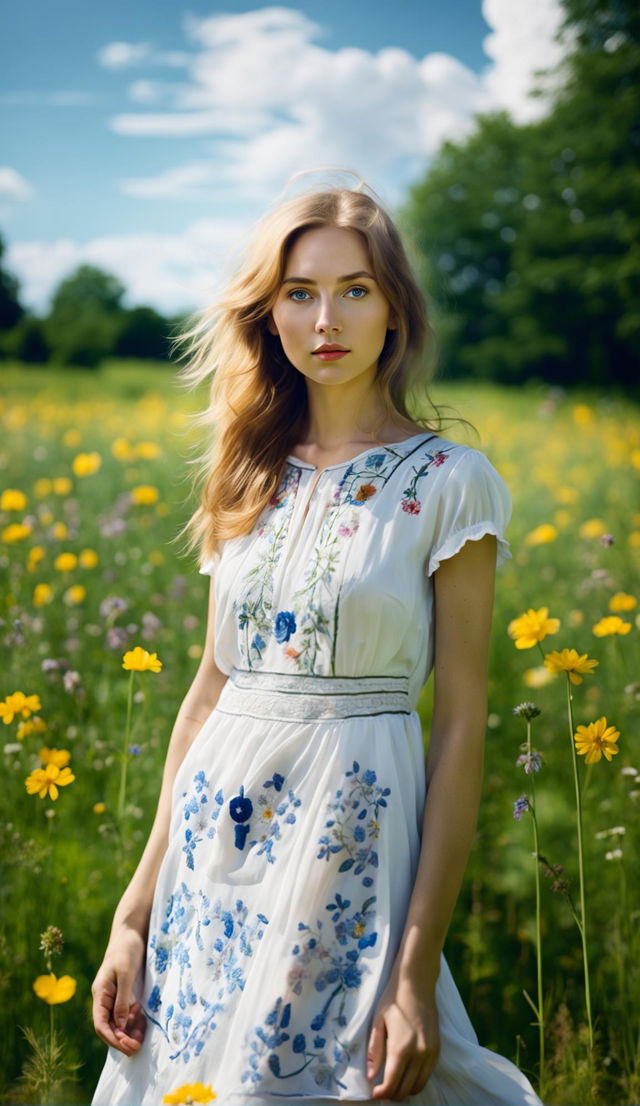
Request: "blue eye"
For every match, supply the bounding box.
[287,285,368,302]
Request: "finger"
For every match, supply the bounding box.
[113,975,134,1030]
[367,1018,386,1080]
[410,1055,438,1096]
[371,1051,406,1099]
[395,1060,423,1100]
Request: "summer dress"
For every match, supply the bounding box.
[92,431,543,1106]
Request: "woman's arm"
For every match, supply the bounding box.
[92,577,228,1055]
[368,533,498,1100]
[106,577,227,942]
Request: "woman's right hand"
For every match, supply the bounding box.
[91,928,147,1057]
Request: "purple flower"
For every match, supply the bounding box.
[129,744,142,756]
[516,751,544,774]
[513,796,530,821]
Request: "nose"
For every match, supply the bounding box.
[314,296,342,335]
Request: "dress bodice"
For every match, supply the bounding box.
[199,433,512,709]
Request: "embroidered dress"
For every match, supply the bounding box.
[92,432,543,1106]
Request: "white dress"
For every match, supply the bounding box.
[92,431,543,1106]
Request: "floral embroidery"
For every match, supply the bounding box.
[400,448,450,514]
[233,466,300,668]
[181,770,224,871]
[145,881,269,1063]
[240,762,390,1093]
[317,761,389,887]
[228,772,302,862]
[274,610,296,642]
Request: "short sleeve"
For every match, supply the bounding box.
[198,550,220,577]
[426,448,513,577]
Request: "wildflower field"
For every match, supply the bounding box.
[1,359,639,1105]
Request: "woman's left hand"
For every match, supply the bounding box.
[367,962,440,1102]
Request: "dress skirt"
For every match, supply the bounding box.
[91,668,542,1105]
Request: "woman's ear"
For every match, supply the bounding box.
[267,314,279,336]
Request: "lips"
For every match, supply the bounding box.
[312,345,349,353]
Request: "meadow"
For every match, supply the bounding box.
[0,359,638,1105]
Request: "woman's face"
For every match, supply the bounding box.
[267,225,397,388]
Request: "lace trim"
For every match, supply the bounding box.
[217,668,411,721]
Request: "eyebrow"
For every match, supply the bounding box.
[281,270,377,285]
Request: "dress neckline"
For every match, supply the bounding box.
[286,430,438,473]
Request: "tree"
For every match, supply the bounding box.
[114,305,172,360]
[0,233,24,330]
[399,0,640,388]
[44,265,126,368]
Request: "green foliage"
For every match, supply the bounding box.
[43,265,126,369]
[399,0,640,388]
[114,305,173,360]
[0,314,51,363]
[0,233,24,330]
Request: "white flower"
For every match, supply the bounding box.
[605,848,623,861]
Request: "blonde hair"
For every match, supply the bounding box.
[170,172,475,567]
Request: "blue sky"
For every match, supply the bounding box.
[1,0,567,315]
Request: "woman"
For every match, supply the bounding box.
[91,178,543,1105]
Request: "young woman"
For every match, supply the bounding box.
[91,178,543,1105]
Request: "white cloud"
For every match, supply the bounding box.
[6,218,249,317]
[107,1,568,206]
[481,0,571,123]
[9,1,572,314]
[0,167,34,201]
[97,41,189,69]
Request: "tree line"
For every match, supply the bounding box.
[0,0,637,387]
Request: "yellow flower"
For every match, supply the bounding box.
[1,488,27,511]
[17,716,47,740]
[112,437,135,461]
[555,485,579,504]
[544,648,599,685]
[572,404,593,425]
[609,592,636,612]
[524,524,558,546]
[64,585,86,605]
[122,646,163,673]
[149,551,165,565]
[523,666,556,688]
[72,452,101,477]
[630,532,640,549]
[62,428,82,447]
[25,763,76,800]
[40,509,54,525]
[34,583,54,607]
[27,545,46,570]
[579,519,608,539]
[162,1083,216,1105]
[508,606,560,649]
[52,477,72,495]
[574,716,620,764]
[0,691,42,724]
[93,801,107,814]
[38,747,71,768]
[79,548,99,568]
[33,972,77,1005]
[51,521,69,540]
[135,441,161,459]
[54,552,78,572]
[593,616,632,637]
[567,609,584,627]
[2,522,32,543]
[34,478,53,497]
[130,485,160,506]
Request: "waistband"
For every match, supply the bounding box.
[216,667,412,722]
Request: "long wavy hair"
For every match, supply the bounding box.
[170,174,476,567]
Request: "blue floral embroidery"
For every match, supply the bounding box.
[144,881,269,1064]
[240,763,390,1092]
[232,466,300,668]
[181,771,224,871]
[229,774,302,862]
[274,609,297,642]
